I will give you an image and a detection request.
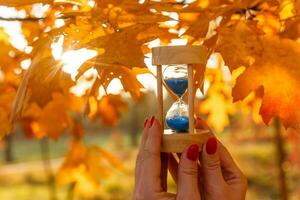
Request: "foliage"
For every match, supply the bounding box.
[0,0,300,197]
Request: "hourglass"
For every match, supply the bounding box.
[152,45,211,153]
[164,64,189,132]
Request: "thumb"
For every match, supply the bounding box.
[202,137,225,189]
[177,144,201,200]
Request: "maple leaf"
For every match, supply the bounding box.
[215,21,263,70]
[91,1,171,29]
[57,140,122,196]
[87,94,128,126]
[198,55,236,133]
[21,93,73,139]
[87,24,157,69]
[232,36,300,130]
[12,32,75,121]
[180,12,211,43]
[98,66,144,100]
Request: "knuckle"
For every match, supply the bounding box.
[204,158,221,170]
[179,165,198,176]
[143,148,160,160]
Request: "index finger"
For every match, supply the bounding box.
[219,143,245,184]
[142,117,163,191]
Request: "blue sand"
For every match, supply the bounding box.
[166,116,189,132]
[165,78,188,97]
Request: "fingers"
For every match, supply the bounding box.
[177,144,201,200]
[202,137,225,186]
[195,116,211,131]
[219,143,247,186]
[133,117,151,196]
[142,117,163,191]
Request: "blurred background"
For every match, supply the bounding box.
[0,89,300,200]
[0,1,300,200]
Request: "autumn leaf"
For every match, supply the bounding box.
[87,24,157,69]
[200,88,235,133]
[21,93,73,139]
[216,21,263,70]
[232,36,300,130]
[0,87,15,137]
[98,66,144,100]
[198,55,236,133]
[57,140,122,196]
[281,16,300,39]
[12,31,76,121]
[180,12,211,43]
[87,94,127,126]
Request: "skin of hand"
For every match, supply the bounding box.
[132,116,201,200]
[168,117,248,200]
[133,116,247,200]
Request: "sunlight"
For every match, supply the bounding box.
[51,35,98,80]
[70,68,98,97]
[61,49,97,80]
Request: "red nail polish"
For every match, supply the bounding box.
[144,118,148,128]
[149,116,155,127]
[187,144,199,161]
[206,137,217,155]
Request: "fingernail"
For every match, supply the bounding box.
[206,137,217,155]
[144,118,148,128]
[187,144,199,161]
[149,116,155,128]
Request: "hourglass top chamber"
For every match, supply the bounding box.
[152,45,211,153]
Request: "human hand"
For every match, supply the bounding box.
[169,117,248,200]
[132,116,202,200]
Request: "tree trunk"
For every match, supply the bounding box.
[66,182,75,200]
[4,134,14,163]
[40,138,57,200]
[130,104,139,147]
[274,118,288,200]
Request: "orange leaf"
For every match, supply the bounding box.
[88,94,127,126]
[216,21,263,70]
[233,36,300,130]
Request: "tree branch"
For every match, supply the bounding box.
[0,15,74,21]
[0,0,53,6]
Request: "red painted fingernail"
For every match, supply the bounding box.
[144,118,148,128]
[187,144,199,161]
[206,137,217,155]
[149,116,155,128]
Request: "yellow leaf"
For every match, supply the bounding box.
[216,21,263,70]
[88,24,154,68]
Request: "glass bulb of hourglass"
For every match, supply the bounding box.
[165,99,189,132]
[163,64,189,133]
[163,64,188,97]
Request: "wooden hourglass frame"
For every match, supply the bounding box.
[152,45,212,153]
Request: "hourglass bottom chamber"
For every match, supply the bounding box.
[166,115,189,132]
[165,99,189,133]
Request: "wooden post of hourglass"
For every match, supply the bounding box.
[153,45,211,153]
[157,64,164,129]
[188,64,194,135]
